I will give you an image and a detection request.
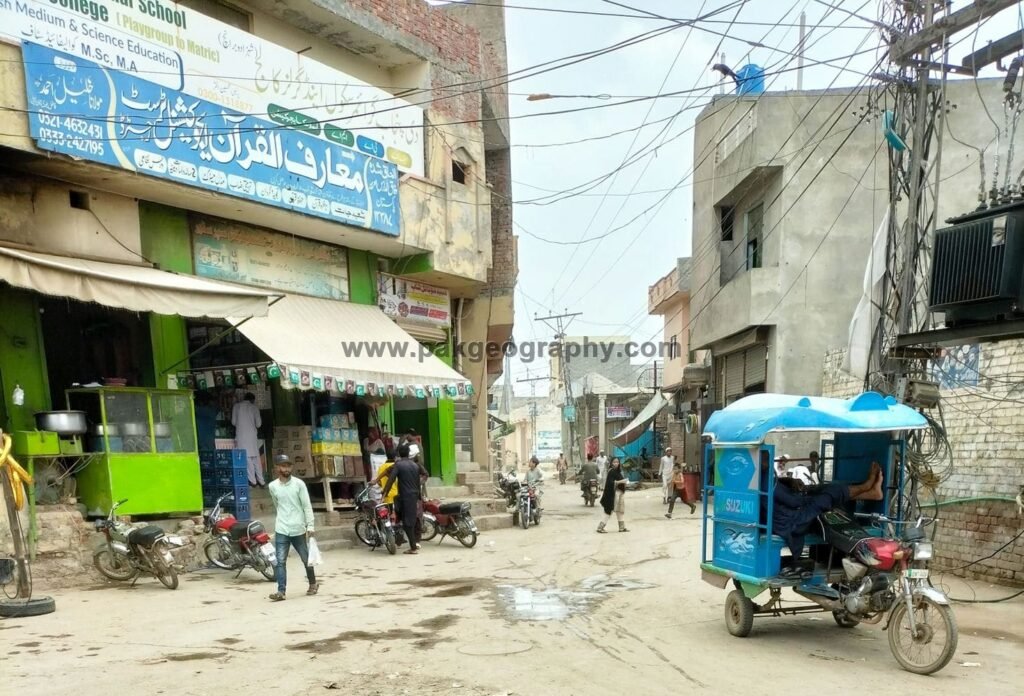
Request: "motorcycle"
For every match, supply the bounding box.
[795,511,958,674]
[583,478,599,506]
[516,483,541,530]
[421,499,478,547]
[495,470,520,510]
[354,487,397,554]
[92,499,184,590]
[201,493,276,581]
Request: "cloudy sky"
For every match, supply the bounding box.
[436,1,1018,395]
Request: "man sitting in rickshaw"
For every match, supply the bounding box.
[772,461,884,573]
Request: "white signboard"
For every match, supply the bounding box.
[0,0,425,175]
[377,272,451,327]
[535,430,561,462]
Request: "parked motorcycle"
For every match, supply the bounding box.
[201,493,276,581]
[795,511,957,674]
[92,499,184,590]
[421,499,478,547]
[354,487,397,554]
[583,479,599,506]
[516,483,541,530]
[495,470,520,510]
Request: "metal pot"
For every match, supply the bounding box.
[153,422,172,438]
[120,422,148,437]
[34,411,88,435]
[93,423,120,437]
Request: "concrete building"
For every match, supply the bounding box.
[0,0,515,490]
[688,79,1003,409]
[549,335,636,398]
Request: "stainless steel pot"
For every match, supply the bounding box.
[153,422,172,438]
[93,423,120,437]
[34,411,88,435]
[120,422,149,437]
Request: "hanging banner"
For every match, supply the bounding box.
[606,406,634,420]
[0,0,424,175]
[376,272,451,328]
[22,42,401,235]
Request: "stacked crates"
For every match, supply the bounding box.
[200,450,250,519]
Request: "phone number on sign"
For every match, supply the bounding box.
[37,126,106,157]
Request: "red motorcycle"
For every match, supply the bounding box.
[421,499,478,547]
[202,493,276,581]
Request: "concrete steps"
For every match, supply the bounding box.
[457,460,482,473]
[457,470,490,485]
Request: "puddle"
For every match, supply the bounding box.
[16,642,40,648]
[287,629,421,654]
[429,584,477,598]
[162,652,226,662]
[495,574,655,622]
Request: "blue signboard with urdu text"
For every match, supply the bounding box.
[21,42,400,236]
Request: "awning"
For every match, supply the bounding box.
[229,294,472,396]
[611,390,670,446]
[0,245,274,318]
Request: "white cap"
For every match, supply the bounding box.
[774,453,790,462]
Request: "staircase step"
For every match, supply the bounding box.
[457,460,481,473]
[457,471,491,485]
[467,482,494,496]
[316,539,355,553]
[473,512,514,532]
[455,449,473,463]
[425,485,471,499]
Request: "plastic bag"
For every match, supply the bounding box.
[306,537,323,567]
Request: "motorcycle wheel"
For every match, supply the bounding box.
[154,558,179,590]
[256,554,276,582]
[832,610,860,628]
[533,507,542,525]
[354,519,376,547]
[383,527,398,555]
[203,538,236,570]
[887,596,958,675]
[420,518,439,542]
[519,502,530,530]
[457,521,478,548]
[93,548,136,581]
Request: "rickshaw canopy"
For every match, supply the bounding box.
[703,392,928,446]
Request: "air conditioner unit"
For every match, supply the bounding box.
[929,204,1024,327]
[682,363,710,387]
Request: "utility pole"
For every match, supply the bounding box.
[535,311,583,466]
[796,11,806,91]
[516,372,547,461]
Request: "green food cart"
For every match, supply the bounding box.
[68,387,202,516]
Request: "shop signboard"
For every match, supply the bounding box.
[535,430,561,462]
[606,406,633,420]
[377,273,450,328]
[21,43,401,235]
[0,0,424,175]
[192,219,349,300]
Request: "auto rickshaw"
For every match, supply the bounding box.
[700,392,958,674]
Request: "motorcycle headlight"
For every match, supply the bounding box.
[913,542,933,561]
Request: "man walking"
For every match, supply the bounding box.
[382,443,428,555]
[659,447,675,504]
[595,450,608,482]
[267,455,317,601]
[231,392,264,487]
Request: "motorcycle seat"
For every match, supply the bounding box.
[127,525,165,548]
[438,502,466,514]
[229,520,262,539]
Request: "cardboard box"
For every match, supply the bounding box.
[291,454,313,478]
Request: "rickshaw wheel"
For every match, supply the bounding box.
[832,610,860,628]
[725,590,754,637]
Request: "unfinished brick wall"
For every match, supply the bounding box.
[823,344,1024,587]
[485,146,516,294]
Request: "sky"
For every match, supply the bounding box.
[437,1,1021,395]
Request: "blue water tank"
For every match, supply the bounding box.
[735,64,765,95]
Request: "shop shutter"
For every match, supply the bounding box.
[724,353,744,402]
[744,344,767,387]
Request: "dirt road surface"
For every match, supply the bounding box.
[4,484,1022,695]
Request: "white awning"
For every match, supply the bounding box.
[0,245,274,318]
[611,390,670,446]
[229,294,471,395]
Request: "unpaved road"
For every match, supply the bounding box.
[3,484,1022,695]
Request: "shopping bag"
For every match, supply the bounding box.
[306,537,323,567]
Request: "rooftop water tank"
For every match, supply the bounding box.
[735,64,765,95]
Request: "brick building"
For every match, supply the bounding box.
[823,344,1024,587]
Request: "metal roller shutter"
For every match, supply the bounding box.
[744,344,767,387]
[724,353,744,403]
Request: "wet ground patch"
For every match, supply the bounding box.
[493,574,656,622]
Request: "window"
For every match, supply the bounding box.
[669,335,679,360]
[745,203,763,269]
[452,160,468,185]
[718,205,735,241]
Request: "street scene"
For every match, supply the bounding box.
[5,484,1023,695]
[1,0,1024,693]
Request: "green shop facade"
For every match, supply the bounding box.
[0,199,470,518]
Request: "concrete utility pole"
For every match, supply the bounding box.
[516,372,547,459]
[534,311,582,466]
[796,11,806,91]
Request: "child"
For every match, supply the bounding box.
[665,462,695,518]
